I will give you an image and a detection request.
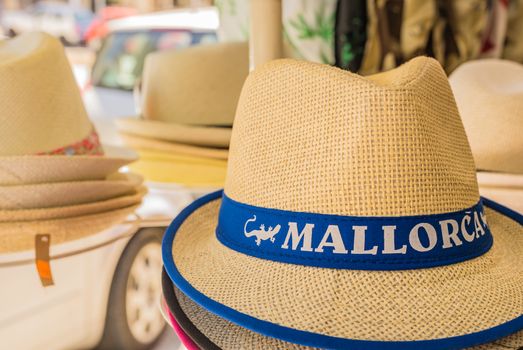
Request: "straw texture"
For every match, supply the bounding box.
[170,282,523,350]
[173,199,523,341]
[0,32,92,155]
[0,186,146,221]
[449,59,523,174]
[0,172,142,209]
[226,58,478,216]
[169,58,523,344]
[0,145,136,185]
[0,204,138,253]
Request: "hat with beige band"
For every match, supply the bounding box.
[161,270,523,350]
[450,59,523,213]
[0,32,137,184]
[163,57,523,349]
[115,41,249,150]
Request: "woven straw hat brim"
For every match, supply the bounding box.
[0,204,139,253]
[0,172,143,210]
[120,133,228,160]
[115,118,231,148]
[0,145,137,185]
[163,191,523,349]
[128,150,226,188]
[161,270,523,350]
[0,186,146,221]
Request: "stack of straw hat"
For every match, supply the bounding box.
[0,32,145,254]
[115,42,249,189]
[161,57,523,349]
[450,59,523,214]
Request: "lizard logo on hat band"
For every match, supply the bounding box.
[217,194,493,270]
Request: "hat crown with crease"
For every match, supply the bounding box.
[140,41,248,126]
[0,32,99,156]
[226,56,479,216]
[449,59,523,174]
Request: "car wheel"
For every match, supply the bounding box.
[96,227,166,350]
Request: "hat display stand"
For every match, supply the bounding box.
[0,32,145,288]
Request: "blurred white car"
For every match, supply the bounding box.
[0,182,204,350]
[82,7,218,120]
[1,1,94,45]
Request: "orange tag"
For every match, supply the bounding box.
[35,234,54,287]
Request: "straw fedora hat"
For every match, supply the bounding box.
[449,59,523,174]
[163,57,523,349]
[0,172,142,210]
[161,271,523,350]
[0,32,136,184]
[116,41,248,148]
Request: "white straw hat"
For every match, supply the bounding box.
[163,57,523,349]
[0,32,136,184]
[116,41,248,148]
[449,59,523,174]
[450,59,523,213]
[0,172,142,210]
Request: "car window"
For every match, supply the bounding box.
[91,30,217,90]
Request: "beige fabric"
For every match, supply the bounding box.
[400,0,437,60]
[116,42,248,147]
[0,32,92,155]
[0,186,146,221]
[227,58,478,216]
[0,172,142,210]
[173,284,523,349]
[0,205,138,253]
[449,59,523,174]
[169,58,523,343]
[116,120,231,149]
[478,172,523,214]
[0,145,137,185]
[503,0,523,62]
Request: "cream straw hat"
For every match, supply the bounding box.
[116,41,248,148]
[161,271,523,350]
[0,172,142,210]
[0,205,139,253]
[450,59,523,213]
[0,32,136,184]
[163,57,523,349]
[449,59,523,174]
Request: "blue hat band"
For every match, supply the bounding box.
[216,194,493,270]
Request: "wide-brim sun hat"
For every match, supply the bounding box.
[161,270,523,350]
[0,205,139,253]
[128,149,227,188]
[0,172,143,210]
[449,59,523,174]
[119,133,228,160]
[116,41,248,149]
[0,186,146,221]
[163,58,523,349]
[0,32,137,184]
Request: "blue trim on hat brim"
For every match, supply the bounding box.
[162,190,523,350]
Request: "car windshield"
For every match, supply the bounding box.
[91,30,217,90]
